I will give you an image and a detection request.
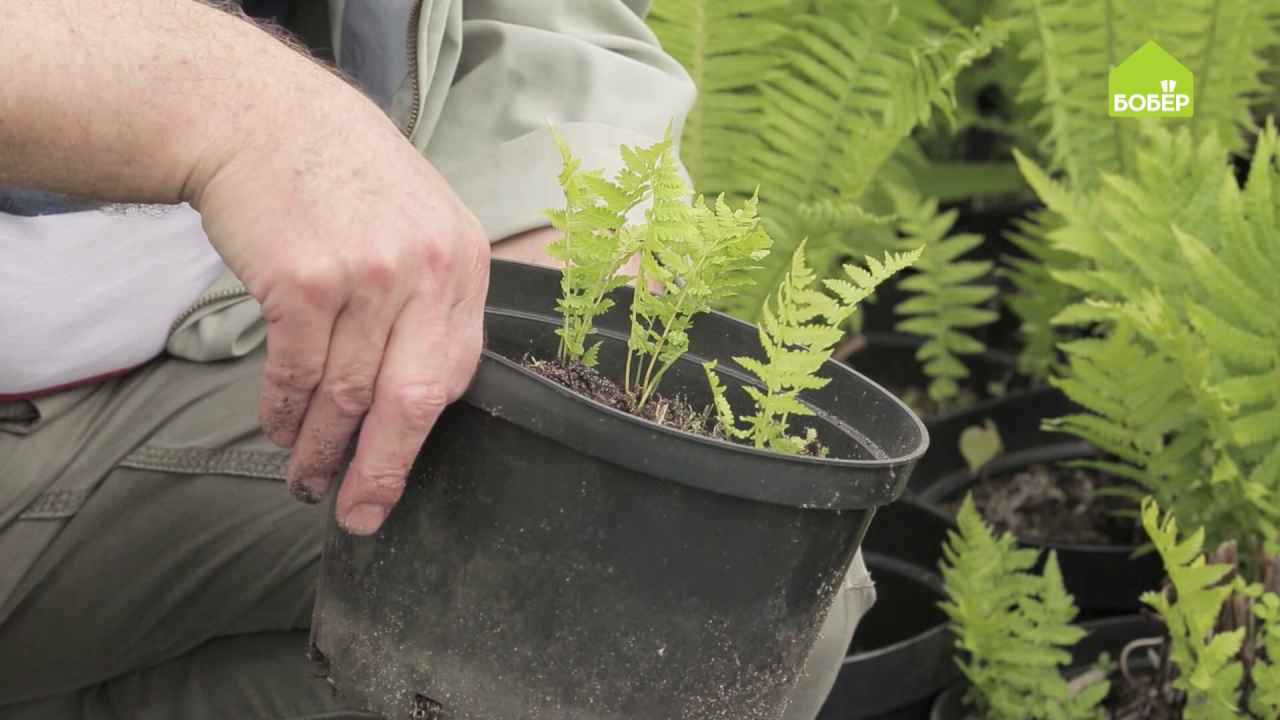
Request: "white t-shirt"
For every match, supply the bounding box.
[0,203,228,399]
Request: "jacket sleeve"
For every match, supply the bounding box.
[410,0,696,242]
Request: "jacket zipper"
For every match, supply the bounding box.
[403,0,425,139]
[167,285,251,336]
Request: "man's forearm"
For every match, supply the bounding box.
[0,1,373,205]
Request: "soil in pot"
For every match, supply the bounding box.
[521,356,718,437]
[913,444,1163,616]
[520,356,835,456]
[948,463,1142,547]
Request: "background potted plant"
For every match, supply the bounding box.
[933,498,1280,719]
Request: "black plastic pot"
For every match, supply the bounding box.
[906,385,1080,495]
[309,260,929,720]
[837,334,1084,496]
[913,444,1163,616]
[816,553,957,720]
[929,615,1164,720]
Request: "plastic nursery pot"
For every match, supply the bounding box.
[308,260,930,720]
[816,553,957,720]
[905,383,1080,496]
[837,334,1084,495]
[915,444,1164,616]
[929,615,1164,720]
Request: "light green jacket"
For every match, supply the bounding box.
[169,0,695,363]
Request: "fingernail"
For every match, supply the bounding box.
[342,504,388,536]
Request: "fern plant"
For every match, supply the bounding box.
[1011,0,1280,189]
[545,131,661,366]
[735,2,1005,320]
[1139,498,1280,719]
[939,495,1108,720]
[993,0,1280,377]
[1141,499,1247,719]
[1251,588,1280,718]
[999,210,1077,381]
[705,242,920,453]
[626,185,772,408]
[547,131,916,455]
[1020,121,1280,565]
[547,131,771,412]
[645,0,791,197]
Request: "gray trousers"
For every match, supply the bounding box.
[0,348,872,719]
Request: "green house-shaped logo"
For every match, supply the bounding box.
[1109,41,1194,118]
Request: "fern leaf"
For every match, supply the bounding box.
[886,185,996,403]
[647,0,794,195]
[721,3,1004,319]
[1140,498,1244,719]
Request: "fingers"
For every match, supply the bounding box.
[334,292,470,535]
[284,284,402,504]
[258,273,342,449]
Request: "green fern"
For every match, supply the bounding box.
[1023,121,1280,562]
[646,0,793,196]
[705,241,919,453]
[545,130,659,365]
[1140,498,1245,720]
[731,3,1006,320]
[1013,0,1132,188]
[1011,0,1280,190]
[887,185,998,404]
[940,495,1108,720]
[1001,211,1077,380]
[548,130,772,411]
[1251,590,1280,718]
[626,183,772,408]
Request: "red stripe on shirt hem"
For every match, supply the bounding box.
[0,363,150,403]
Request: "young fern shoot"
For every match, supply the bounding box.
[545,131,663,367]
[625,145,771,408]
[705,242,920,454]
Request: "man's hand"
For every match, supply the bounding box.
[192,95,490,536]
[0,2,491,535]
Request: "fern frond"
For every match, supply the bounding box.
[1025,121,1280,557]
[940,496,1106,720]
[722,3,1005,319]
[886,185,997,403]
[1012,0,1280,189]
[1168,1,1280,154]
[627,159,773,407]
[718,241,915,452]
[546,130,658,365]
[1140,498,1244,720]
[1014,0,1130,187]
[1251,592,1280,718]
[1001,210,1078,380]
[647,0,794,195]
